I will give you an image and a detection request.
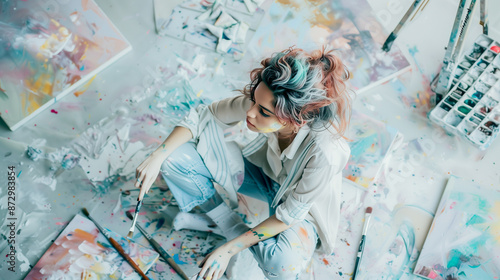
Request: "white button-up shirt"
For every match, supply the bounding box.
[178,94,350,254]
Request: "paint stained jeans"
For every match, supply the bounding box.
[160,142,318,279]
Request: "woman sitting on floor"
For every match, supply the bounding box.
[135,46,352,280]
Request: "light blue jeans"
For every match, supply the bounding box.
[160,142,318,279]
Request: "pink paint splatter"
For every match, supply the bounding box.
[51,109,58,114]
[450,201,457,209]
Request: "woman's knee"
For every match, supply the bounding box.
[160,143,199,175]
[255,245,309,280]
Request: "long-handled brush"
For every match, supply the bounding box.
[127,199,143,239]
[81,208,149,279]
[353,207,373,279]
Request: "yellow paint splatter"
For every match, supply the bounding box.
[491,202,500,243]
[74,75,96,97]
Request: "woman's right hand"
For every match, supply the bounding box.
[135,153,165,201]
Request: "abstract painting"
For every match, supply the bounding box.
[248,0,411,93]
[24,213,159,280]
[159,2,264,56]
[0,0,131,131]
[414,176,500,280]
[343,110,402,189]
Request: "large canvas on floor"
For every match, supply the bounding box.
[24,213,159,280]
[414,176,500,280]
[248,0,411,93]
[343,110,402,189]
[0,0,131,131]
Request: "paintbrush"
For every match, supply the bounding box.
[382,0,423,52]
[81,208,149,280]
[127,199,143,239]
[352,206,372,279]
[479,0,488,35]
[125,211,190,280]
[432,0,476,101]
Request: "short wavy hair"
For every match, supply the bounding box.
[242,46,352,138]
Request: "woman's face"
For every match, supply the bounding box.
[246,82,285,133]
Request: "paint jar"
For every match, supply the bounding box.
[460,57,474,68]
[470,91,484,101]
[439,102,452,112]
[450,92,462,100]
[477,104,491,115]
[489,112,500,122]
[464,99,477,107]
[454,67,465,79]
[484,120,499,130]
[458,81,469,90]
[488,88,500,102]
[473,112,486,120]
[489,68,500,79]
[469,115,482,125]
[469,66,484,79]
[483,50,496,62]
[479,96,498,110]
[478,126,493,136]
[468,127,491,144]
[453,88,465,97]
[445,110,465,127]
[457,119,477,135]
[477,37,492,48]
[469,44,485,59]
[491,44,500,54]
[444,96,458,106]
[482,72,498,85]
[432,104,451,119]
[493,56,500,68]
[476,59,489,69]
[462,75,474,86]
[474,82,491,93]
[457,105,471,114]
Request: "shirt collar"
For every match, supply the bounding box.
[280,125,310,160]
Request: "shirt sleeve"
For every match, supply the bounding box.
[176,94,252,140]
[275,165,335,225]
[208,94,252,128]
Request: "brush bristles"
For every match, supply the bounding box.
[366,207,372,214]
[127,230,134,239]
[82,208,89,217]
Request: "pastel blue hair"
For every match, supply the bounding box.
[244,47,352,137]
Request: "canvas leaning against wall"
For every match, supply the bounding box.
[0,0,131,131]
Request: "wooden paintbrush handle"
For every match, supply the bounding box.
[109,237,149,280]
[149,238,189,280]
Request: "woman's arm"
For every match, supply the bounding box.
[135,126,192,200]
[226,214,292,251]
[135,94,251,202]
[197,214,292,279]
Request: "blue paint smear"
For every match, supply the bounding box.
[173,253,187,265]
[465,214,486,226]
[156,217,165,230]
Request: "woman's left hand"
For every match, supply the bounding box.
[197,244,234,280]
